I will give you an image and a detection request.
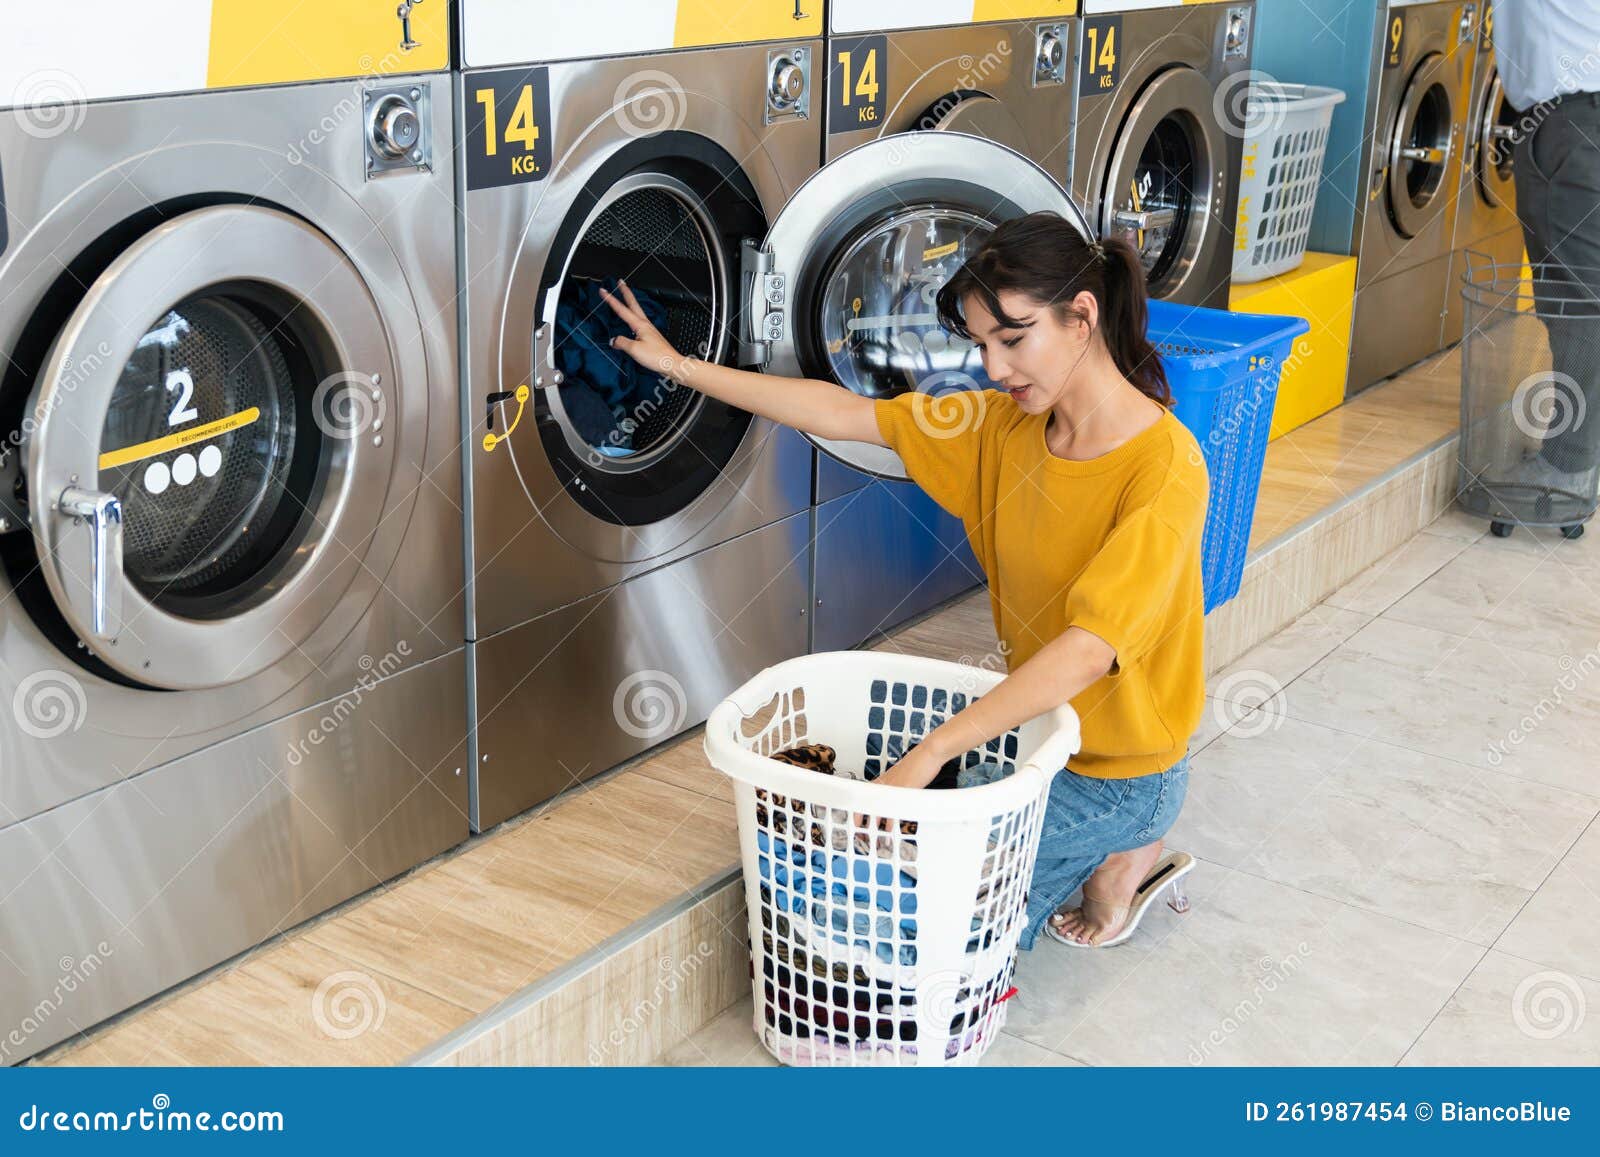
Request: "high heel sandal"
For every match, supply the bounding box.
[1044,851,1195,949]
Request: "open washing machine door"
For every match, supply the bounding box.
[743,131,1091,480]
[1386,51,1456,237]
[21,206,403,691]
[1098,66,1227,301]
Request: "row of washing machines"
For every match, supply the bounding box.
[0,0,1511,1059]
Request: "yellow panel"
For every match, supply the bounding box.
[672,0,823,47]
[1228,252,1358,441]
[971,1,1080,19]
[207,0,449,89]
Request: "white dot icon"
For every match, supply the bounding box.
[198,444,222,477]
[172,452,197,486]
[143,461,171,495]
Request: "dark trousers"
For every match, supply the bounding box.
[1514,92,1600,475]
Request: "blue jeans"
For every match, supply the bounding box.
[960,755,1191,950]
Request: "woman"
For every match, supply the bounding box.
[601,210,1207,950]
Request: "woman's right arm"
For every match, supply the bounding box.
[600,280,886,447]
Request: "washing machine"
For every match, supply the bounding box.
[1441,4,1521,347]
[1347,0,1477,394]
[0,12,467,1060]
[810,4,1079,653]
[1071,0,1256,309]
[456,4,824,831]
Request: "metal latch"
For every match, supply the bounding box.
[1224,7,1252,59]
[765,46,810,125]
[398,0,425,52]
[1033,24,1068,88]
[1112,207,1177,232]
[740,239,785,366]
[365,83,431,178]
[57,486,123,639]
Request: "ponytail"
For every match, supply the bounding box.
[1096,234,1171,406]
[934,211,1172,407]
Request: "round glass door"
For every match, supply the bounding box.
[26,206,401,689]
[1387,53,1454,236]
[101,293,319,610]
[815,206,999,404]
[532,169,758,526]
[1099,67,1221,301]
[752,132,1091,479]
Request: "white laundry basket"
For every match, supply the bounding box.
[704,651,1080,1067]
[1231,82,1346,283]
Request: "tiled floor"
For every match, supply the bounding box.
[663,509,1600,1066]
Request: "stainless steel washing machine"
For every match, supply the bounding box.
[811,6,1079,652]
[456,12,824,831]
[1072,1,1256,309]
[0,72,468,1059]
[1348,0,1477,394]
[1442,5,1521,347]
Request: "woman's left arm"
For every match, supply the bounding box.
[874,627,1115,788]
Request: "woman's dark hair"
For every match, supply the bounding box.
[933,211,1171,406]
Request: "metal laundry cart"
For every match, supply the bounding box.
[1457,256,1600,539]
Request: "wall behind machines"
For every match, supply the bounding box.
[0,0,449,102]
[1250,0,1382,255]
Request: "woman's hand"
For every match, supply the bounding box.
[600,280,684,379]
[875,743,946,790]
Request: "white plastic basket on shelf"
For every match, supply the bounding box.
[1231,81,1346,283]
[704,651,1080,1067]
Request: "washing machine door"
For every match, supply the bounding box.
[23,206,401,690]
[1473,65,1515,208]
[749,131,1090,479]
[1098,66,1226,301]
[1387,51,1456,236]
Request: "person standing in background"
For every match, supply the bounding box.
[1494,0,1600,479]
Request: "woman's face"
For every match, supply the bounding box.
[962,287,1098,412]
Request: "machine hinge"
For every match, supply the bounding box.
[740,239,785,366]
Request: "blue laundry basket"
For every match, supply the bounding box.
[1148,300,1310,612]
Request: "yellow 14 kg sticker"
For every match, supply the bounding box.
[829,34,887,135]
[467,67,553,190]
[1080,16,1121,97]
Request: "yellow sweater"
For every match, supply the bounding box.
[874,389,1209,779]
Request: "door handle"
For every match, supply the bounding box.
[1399,145,1446,164]
[1111,207,1177,232]
[56,486,123,639]
[1489,125,1517,145]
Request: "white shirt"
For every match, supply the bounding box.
[1491,0,1600,109]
